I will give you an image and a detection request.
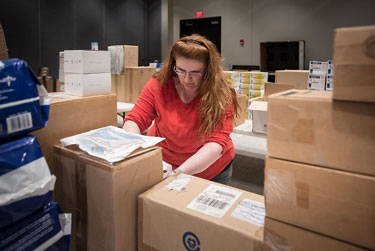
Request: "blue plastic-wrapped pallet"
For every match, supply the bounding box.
[0,202,71,251]
[0,135,56,229]
[0,59,50,142]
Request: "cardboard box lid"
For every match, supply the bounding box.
[248,99,267,112]
[268,89,331,101]
[140,175,264,250]
[247,83,295,112]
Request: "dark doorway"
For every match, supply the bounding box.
[180,16,221,53]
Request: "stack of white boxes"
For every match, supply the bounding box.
[64,50,111,96]
[308,60,334,91]
[224,71,268,119]
[308,61,327,91]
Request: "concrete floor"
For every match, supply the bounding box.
[228,154,265,195]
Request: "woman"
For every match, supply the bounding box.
[123,34,239,184]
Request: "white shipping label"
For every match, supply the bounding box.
[186,184,242,218]
[230,198,265,227]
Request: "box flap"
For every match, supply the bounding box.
[264,83,295,97]
[248,100,267,112]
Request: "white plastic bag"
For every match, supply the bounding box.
[60,126,165,163]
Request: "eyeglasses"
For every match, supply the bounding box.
[174,66,203,78]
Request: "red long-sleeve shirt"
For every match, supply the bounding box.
[124,77,235,180]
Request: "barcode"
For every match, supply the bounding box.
[6,112,33,133]
[196,196,228,210]
[215,190,236,198]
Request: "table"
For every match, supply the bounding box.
[117,102,135,119]
[231,120,267,159]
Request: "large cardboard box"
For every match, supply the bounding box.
[267,89,375,175]
[64,72,111,96]
[263,218,365,251]
[333,25,375,102]
[233,93,247,127]
[64,50,110,74]
[275,70,309,90]
[32,93,117,174]
[113,67,155,103]
[247,83,294,134]
[139,174,264,251]
[54,144,163,251]
[264,156,375,250]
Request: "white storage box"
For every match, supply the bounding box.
[64,73,111,96]
[64,50,110,74]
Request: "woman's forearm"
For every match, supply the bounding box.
[177,142,223,175]
[123,120,141,134]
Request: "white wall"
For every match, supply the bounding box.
[162,0,375,70]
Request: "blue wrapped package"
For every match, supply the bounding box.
[0,59,50,141]
[0,135,56,229]
[0,202,71,251]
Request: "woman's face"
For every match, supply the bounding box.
[174,56,205,91]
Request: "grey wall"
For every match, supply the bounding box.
[167,0,375,70]
[0,0,161,80]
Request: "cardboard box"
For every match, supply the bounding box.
[264,218,365,251]
[31,93,117,174]
[234,93,247,127]
[139,174,264,251]
[56,79,65,92]
[59,51,65,82]
[64,72,111,96]
[64,50,110,74]
[333,25,375,102]
[54,144,163,251]
[108,45,138,74]
[0,24,8,60]
[248,83,295,134]
[264,156,375,250]
[113,67,155,103]
[275,70,309,90]
[267,89,375,175]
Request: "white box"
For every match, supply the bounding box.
[309,61,328,76]
[308,75,326,91]
[64,50,110,74]
[326,75,334,91]
[64,73,111,96]
[326,60,334,76]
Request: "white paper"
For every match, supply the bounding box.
[166,174,192,190]
[230,198,265,227]
[60,126,165,163]
[186,184,242,219]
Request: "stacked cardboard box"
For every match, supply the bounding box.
[31,93,117,174]
[275,70,309,90]
[109,44,156,104]
[54,144,163,251]
[0,23,8,60]
[112,66,155,104]
[264,64,375,250]
[332,25,375,102]
[247,83,294,134]
[38,67,54,92]
[138,174,264,251]
[64,50,111,96]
